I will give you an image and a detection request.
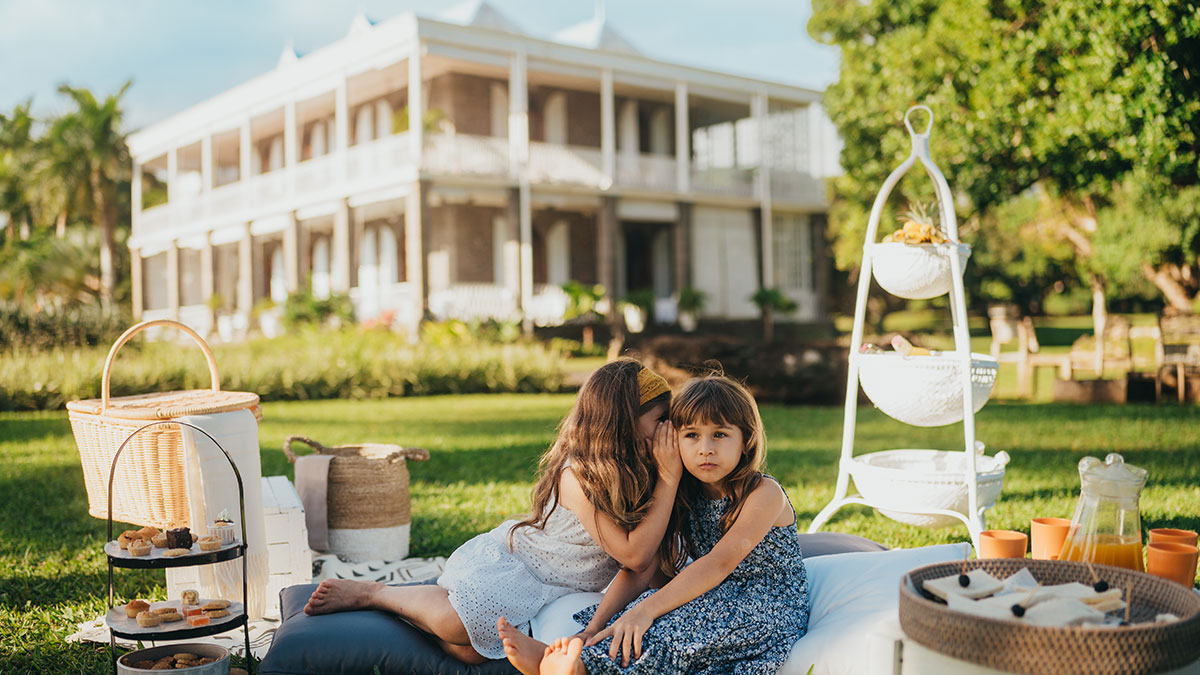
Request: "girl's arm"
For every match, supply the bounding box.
[591,479,787,665]
[560,421,682,572]
[577,566,655,641]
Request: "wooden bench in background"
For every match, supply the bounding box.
[1157,312,1200,402]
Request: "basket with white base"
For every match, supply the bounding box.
[849,449,1009,528]
[858,351,998,427]
[869,241,971,299]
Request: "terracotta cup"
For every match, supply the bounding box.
[1146,542,1199,588]
[980,530,1028,559]
[1030,518,1072,560]
[1149,528,1199,548]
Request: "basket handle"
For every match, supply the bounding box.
[283,436,329,463]
[101,319,221,412]
[387,447,430,463]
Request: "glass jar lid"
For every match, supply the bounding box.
[1078,452,1147,499]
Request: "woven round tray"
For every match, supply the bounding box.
[900,558,1200,674]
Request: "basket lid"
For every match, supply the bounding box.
[67,389,259,420]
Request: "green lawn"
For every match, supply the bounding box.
[2,395,1198,672]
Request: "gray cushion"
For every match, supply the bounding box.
[260,532,884,675]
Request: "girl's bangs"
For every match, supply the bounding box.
[672,381,743,428]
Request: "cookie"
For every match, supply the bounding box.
[201,599,231,610]
[132,661,155,670]
[157,611,183,623]
[128,539,152,556]
[172,652,199,661]
[163,548,190,557]
[151,606,179,615]
[197,535,221,551]
[204,608,230,619]
[125,600,150,618]
[135,611,161,627]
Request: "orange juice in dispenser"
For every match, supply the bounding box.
[1059,453,1147,572]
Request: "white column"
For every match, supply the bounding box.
[408,46,423,165]
[166,147,178,205]
[239,119,252,181]
[808,103,825,177]
[333,198,351,293]
[201,235,215,323]
[675,82,690,193]
[284,99,298,167]
[335,77,349,183]
[131,160,143,233]
[201,135,213,193]
[167,239,180,321]
[238,223,253,314]
[509,51,529,173]
[601,68,615,185]
[131,248,143,319]
[283,211,300,292]
[753,91,773,289]
[519,179,533,334]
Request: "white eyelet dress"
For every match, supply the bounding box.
[437,503,620,659]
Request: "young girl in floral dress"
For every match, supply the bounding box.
[500,374,810,674]
[305,359,680,663]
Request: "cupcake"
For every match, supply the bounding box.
[210,510,236,545]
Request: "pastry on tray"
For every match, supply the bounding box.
[135,611,161,628]
[923,569,1004,600]
[201,599,231,611]
[125,600,150,618]
[165,527,192,549]
[128,539,151,556]
[150,532,168,548]
[210,510,237,545]
[197,535,221,552]
[180,589,199,605]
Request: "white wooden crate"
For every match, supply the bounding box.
[167,475,312,619]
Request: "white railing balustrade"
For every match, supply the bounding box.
[527,143,607,189]
[428,283,519,322]
[423,133,510,178]
[615,154,677,193]
[250,171,288,207]
[295,154,338,196]
[770,169,826,206]
[528,284,570,327]
[138,205,170,235]
[690,167,756,198]
[346,132,412,184]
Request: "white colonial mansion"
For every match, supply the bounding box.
[127,2,840,338]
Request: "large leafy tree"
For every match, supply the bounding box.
[811,0,1200,314]
[0,101,36,243]
[51,82,132,307]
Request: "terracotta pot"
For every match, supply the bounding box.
[1030,517,1072,560]
[1149,528,1199,548]
[979,529,1027,559]
[1146,542,1199,588]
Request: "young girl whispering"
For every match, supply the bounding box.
[305,359,681,664]
[500,374,809,674]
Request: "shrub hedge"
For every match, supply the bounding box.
[0,328,567,411]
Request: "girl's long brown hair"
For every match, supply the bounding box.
[510,359,669,546]
[658,374,766,577]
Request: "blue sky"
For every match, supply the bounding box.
[0,0,839,132]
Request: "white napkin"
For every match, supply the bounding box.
[178,409,269,619]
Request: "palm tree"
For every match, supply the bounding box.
[34,117,88,239]
[0,101,36,244]
[53,82,131,306]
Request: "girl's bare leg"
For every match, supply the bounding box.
[306,580,485,663]
[498,616,550,675]
[541,637,586,675]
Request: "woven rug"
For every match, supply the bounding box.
[66,554,447,659]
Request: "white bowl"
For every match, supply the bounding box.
[849,449,1009,528]
[858,351,998,427]
[870,241,970,299]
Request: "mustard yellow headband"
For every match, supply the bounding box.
[638,367,670,406]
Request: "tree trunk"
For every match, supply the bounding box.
[56,210,67,238]
[19,217,30,240]
[1090,274,1107,374]
[92,171,116,308]
[4,214,13,242]
[762,307,774,343]
[1142,262,1195,312]
[582,324,594,351]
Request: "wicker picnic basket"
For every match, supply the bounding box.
[66,320,261,530]
[284,436,429,561]
[900,558,1200,674]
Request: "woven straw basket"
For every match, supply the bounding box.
[66,320,260,530]
[901,558,1200,674]
[870,241,972,299]
[284,436,429,562]
[858,351,998,427]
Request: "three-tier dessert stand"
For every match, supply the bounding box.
[807,106,1004,554]
[103,421,253,674]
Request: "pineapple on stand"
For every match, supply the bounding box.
[881,202,952,244]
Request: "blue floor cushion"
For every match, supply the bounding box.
[260,532,886,675]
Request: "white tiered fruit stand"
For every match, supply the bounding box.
[807,106,1004,554]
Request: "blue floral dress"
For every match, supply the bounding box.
[573,475,809,674]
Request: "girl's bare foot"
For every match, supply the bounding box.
[541,637,585,675]
[304,579,382,615]
[498,616,549,675]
